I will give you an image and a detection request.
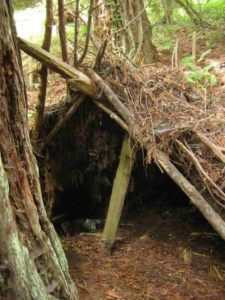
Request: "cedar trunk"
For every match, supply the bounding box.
[0,1,78,299]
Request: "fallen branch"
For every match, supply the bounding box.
[93,101,128,132]
[41,95,84,150]
[194,131,225,164]
[18,37,94,96]
[86,69,135,126]
[102,135,136,249]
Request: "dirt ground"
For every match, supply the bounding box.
[62,207,225,300]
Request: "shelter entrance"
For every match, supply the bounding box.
[41,101,218,243]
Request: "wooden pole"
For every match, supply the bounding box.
[102,135,136,249]
[17,37,94,97]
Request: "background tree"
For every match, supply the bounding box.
[175,0,208,25]
[92,0,157,66]
[161,0,174,24]
[33,0,54,140]
[114,0,157,65]
[0,1,78,299]
[58,0,68,63]
[74,0,94,67]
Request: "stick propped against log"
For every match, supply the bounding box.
[102,135,136,249]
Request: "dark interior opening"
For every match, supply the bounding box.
[42,100,221,242]
[51,151,207,232]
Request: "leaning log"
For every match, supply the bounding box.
[102,135,136,248]
[154,150,225,240]
[18,37,94,96]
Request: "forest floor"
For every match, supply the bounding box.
[62,207,225,300]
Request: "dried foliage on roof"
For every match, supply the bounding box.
[103,60,225,215]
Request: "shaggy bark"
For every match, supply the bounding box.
[92,0,157,65]
[93,0,112,42]
[0,1,78,299]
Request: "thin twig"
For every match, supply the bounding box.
[93,101,128,131]
[74,0,80,66]
[41,95,84,150]
[77,0,94,67]
[193,130,225,163]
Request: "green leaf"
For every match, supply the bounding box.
[180,56,197,70]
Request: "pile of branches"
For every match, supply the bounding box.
[102,60,225,215]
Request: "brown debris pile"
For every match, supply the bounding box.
[105,61,225,215]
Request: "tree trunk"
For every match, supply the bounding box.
[116,0,157,65]
[161,0,174,24]
[33,0,54,140]
[92,0,157,65]
[0,1,78,299]
[58,0,68,62]
[93,0,112,42]
[175,0,208,26]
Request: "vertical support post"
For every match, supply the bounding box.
[102,135,136,249]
